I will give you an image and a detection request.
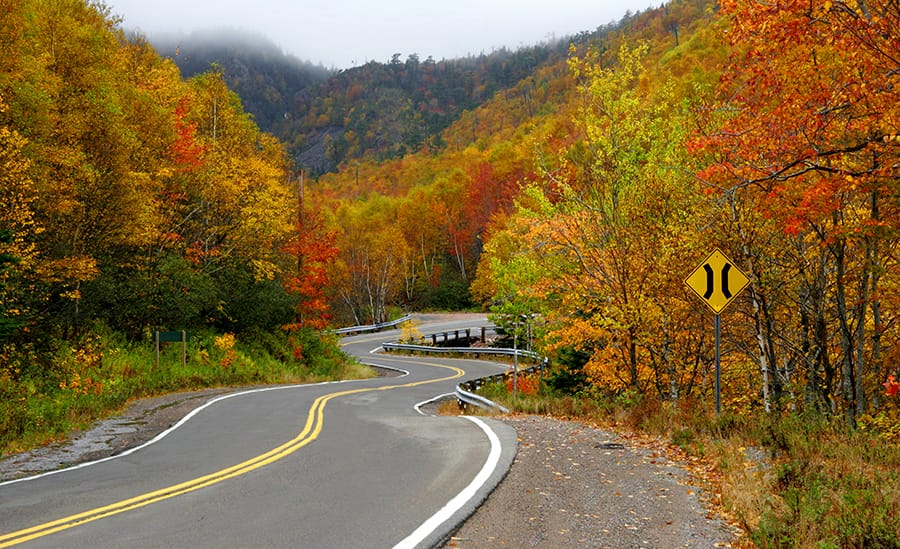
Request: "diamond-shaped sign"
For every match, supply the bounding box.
[685,249,750,314]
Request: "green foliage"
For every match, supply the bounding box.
[0,323,365,455]
[544,346,591,395]
[0,228,22,342]
[420,262,472,311]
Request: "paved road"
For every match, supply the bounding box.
[0,314,516,548]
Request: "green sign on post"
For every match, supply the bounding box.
[155,330,189,368]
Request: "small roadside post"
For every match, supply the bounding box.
[512,317,519,410]
[155,330,189,368]
[684,249,750,415]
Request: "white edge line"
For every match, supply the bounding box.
[0,373,407,488]
[392,416,502,549]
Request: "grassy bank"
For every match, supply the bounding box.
[0,324,371,456]
[477,376,900,548]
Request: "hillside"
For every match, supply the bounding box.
[283,44,572,174]
[151,30,332,137]
[149,23,639,175]
[2,1,899,545]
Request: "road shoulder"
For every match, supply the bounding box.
[445,414,740,548]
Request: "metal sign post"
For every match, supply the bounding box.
[685,249,750,415]
[715,314,721,415]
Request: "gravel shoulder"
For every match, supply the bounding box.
[1,391,741,548]
[446,415,739,548]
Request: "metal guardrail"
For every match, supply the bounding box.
[333,315,412,335]
[338,318,549,412]
[456,384,510,414]
[381,342,540,361]
[455,360,547,412]
[381,331,548,413]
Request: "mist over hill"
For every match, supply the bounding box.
[151,29,333,137]
[147,26,616,175]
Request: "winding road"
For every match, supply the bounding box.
[0,314,516,548]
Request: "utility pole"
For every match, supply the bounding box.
[298,169,304,273]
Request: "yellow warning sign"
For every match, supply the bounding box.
[685,249,750,314]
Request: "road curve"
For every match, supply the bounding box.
[0,314,516,548]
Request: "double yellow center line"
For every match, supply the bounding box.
[1,362,464,547]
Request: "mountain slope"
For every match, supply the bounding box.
[151,29,332,138]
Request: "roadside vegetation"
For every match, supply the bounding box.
[2,2,898,546]
[0,325,367,455]
[470,367,900,548]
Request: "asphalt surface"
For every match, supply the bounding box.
[0,315,517,548]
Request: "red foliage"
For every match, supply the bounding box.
[282,208,339,330]
[171,97,207,172]
[884,375,900,398]
[507,374,541,396]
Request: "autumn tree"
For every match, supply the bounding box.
[0,104,38,341]
[330,196,409,325]
[474,41,717,399]
[0,0,303,341]
[695,0,900,418]
[282,188,339,330]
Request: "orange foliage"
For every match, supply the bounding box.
[170,96,207,172]
[283,209,339,330]
[507,374,541,396]
[885,376,900,398]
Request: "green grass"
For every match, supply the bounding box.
[0,325,373,455]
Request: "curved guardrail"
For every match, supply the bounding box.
[456,384,510,414]
[454,359,547,413]
[381,334,548,413]
[333,315,412,335]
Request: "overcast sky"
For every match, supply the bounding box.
[103,0,660,69]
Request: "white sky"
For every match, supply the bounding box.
[102,0,660,69]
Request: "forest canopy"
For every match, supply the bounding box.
[1,0,898,428]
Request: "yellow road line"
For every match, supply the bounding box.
[0,363,464,547]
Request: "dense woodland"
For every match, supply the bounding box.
[1,0,899,444]
[152,29,332,146]
[155,29,580,175]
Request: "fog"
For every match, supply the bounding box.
[103,0,660,69]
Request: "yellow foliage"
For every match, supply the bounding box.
[858,410,900,443]
[398,319,424,345]
[250,259,279,281]
[213,333,236,352]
